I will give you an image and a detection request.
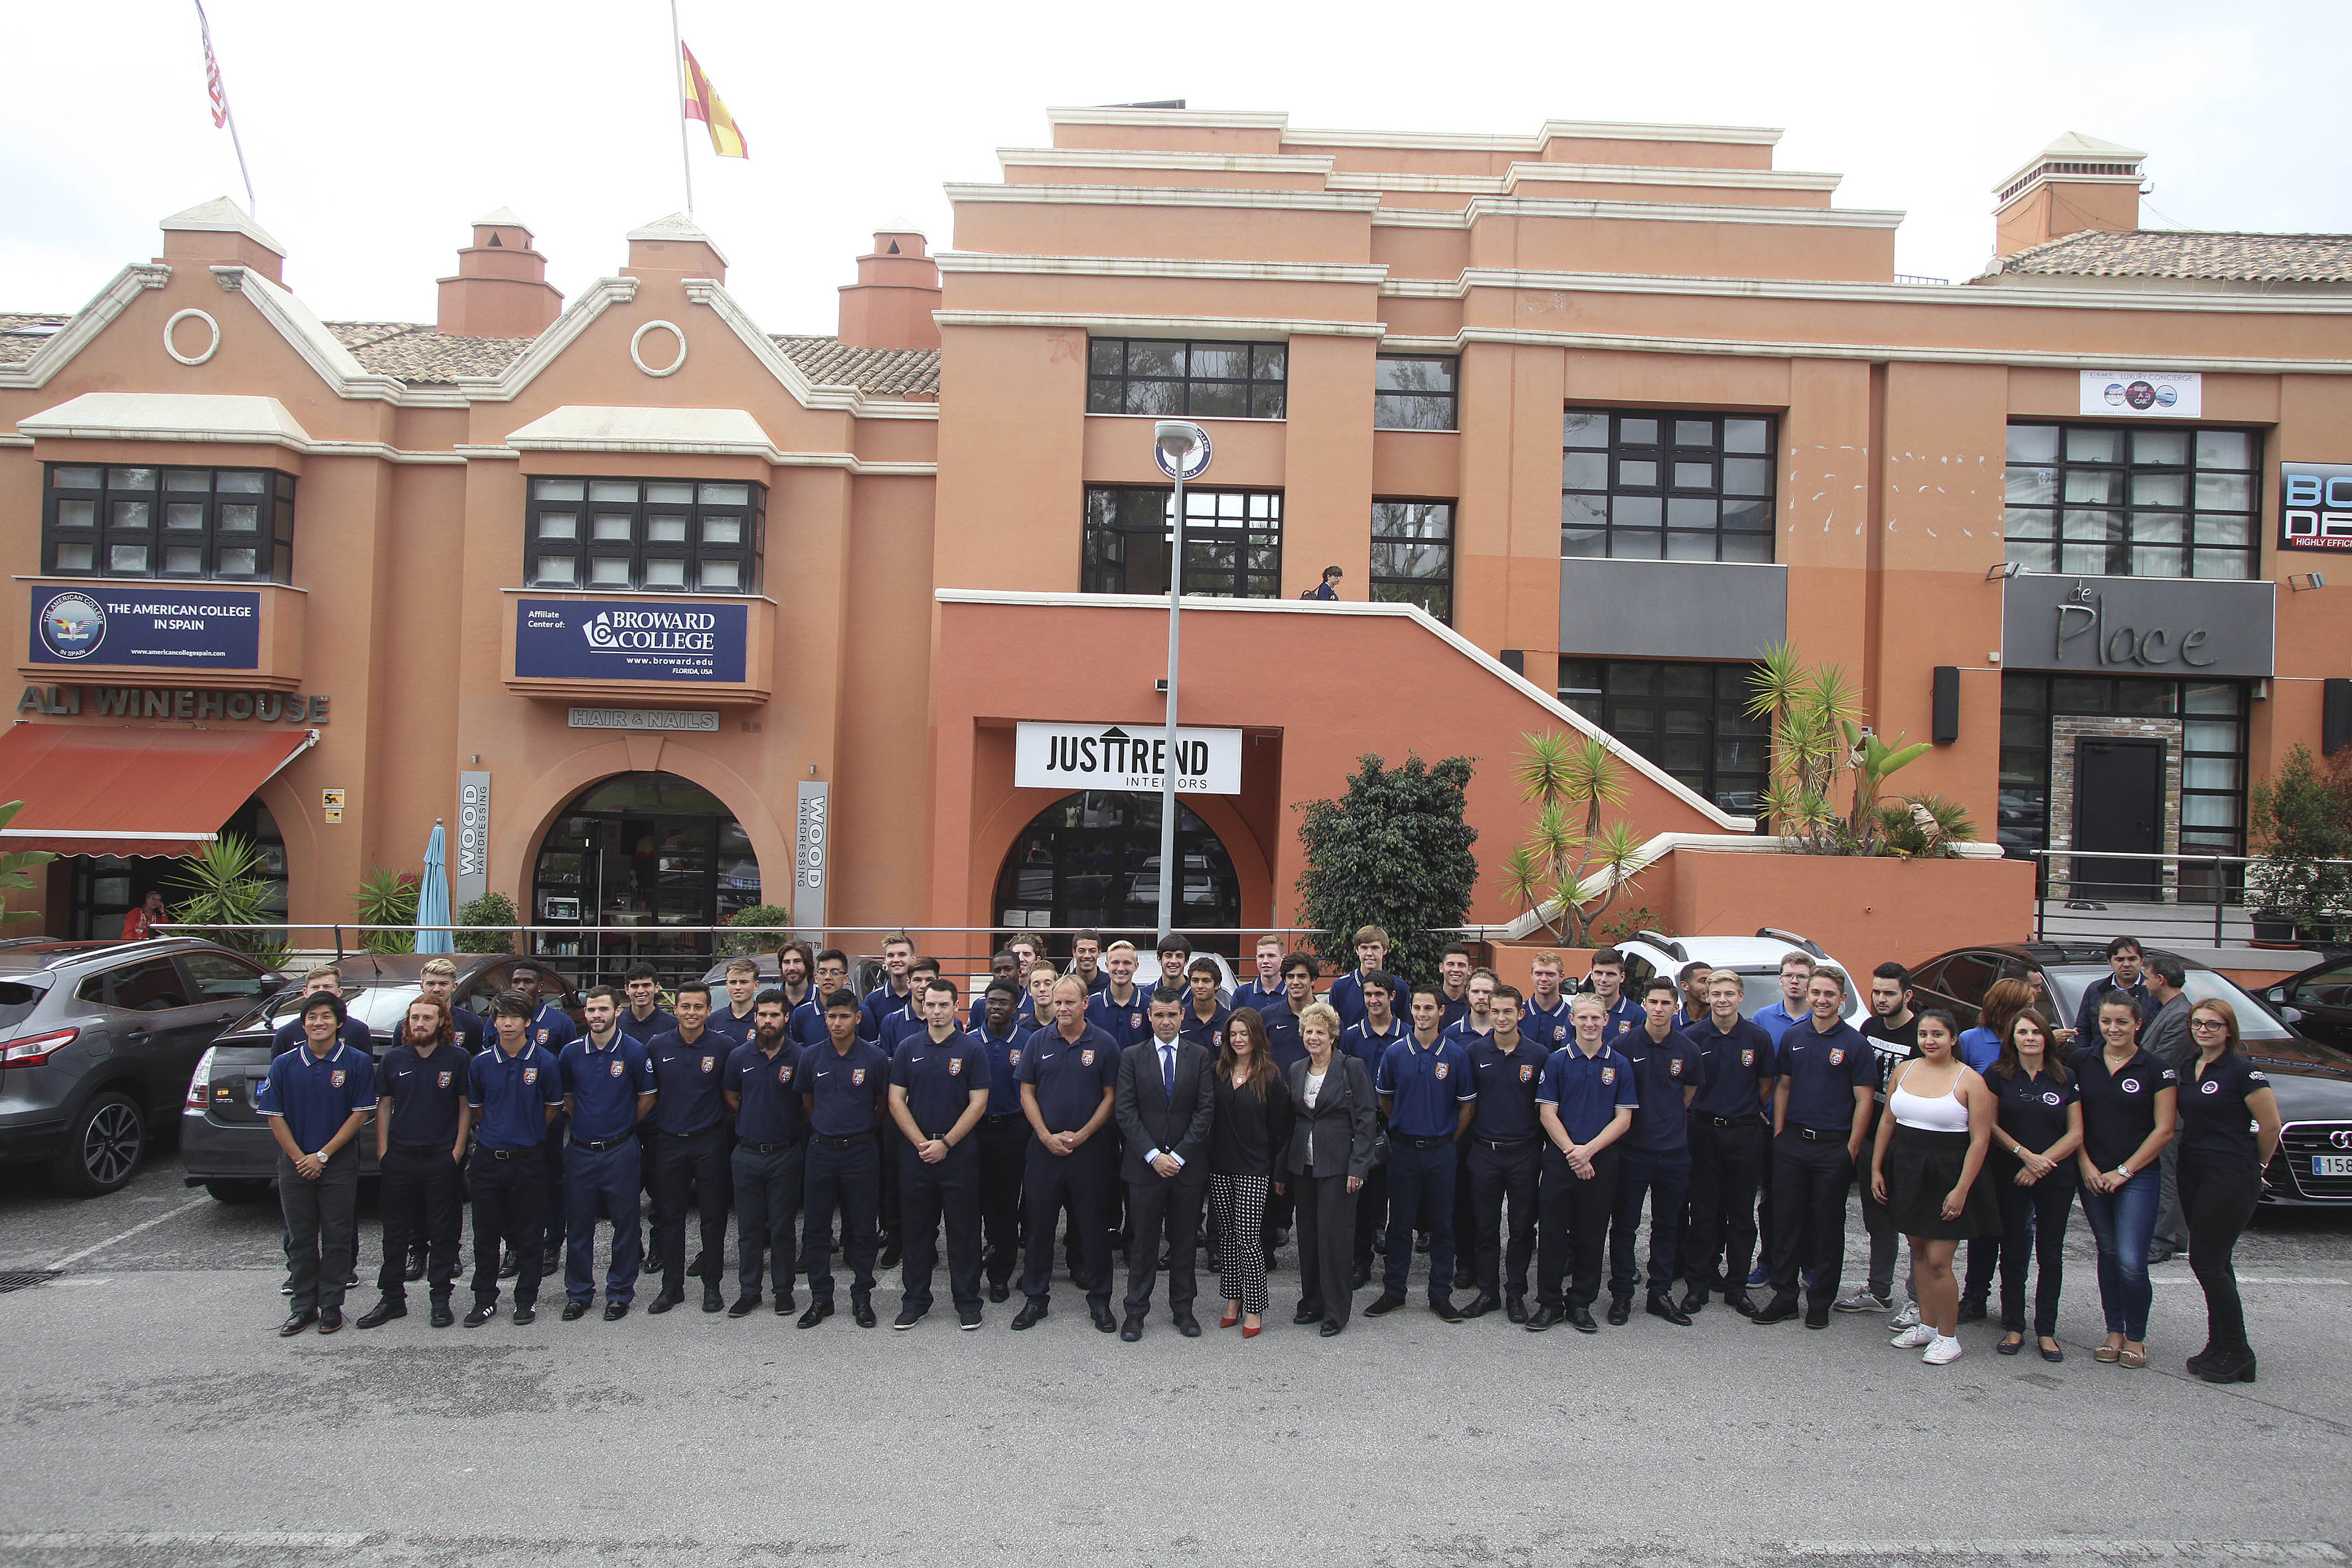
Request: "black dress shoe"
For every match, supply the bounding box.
[1504,1294,1529,1325]
[1293,1302,1324,1324]
[729,1294,761,1318]
[562,1300,591,1321]
[277,1308,317,1336]
[1956,1297,1988,1323]
[1804,1303,1831,1330]
[538,1257,562,1280]
[603,1300,629,1322]
[404,1249,427,1283]
[1606,1296,1632,1326]
[777,1291,796,1312]
[878,1238,903,1268]
[1363,1292,1407,1317]
[647,1291,682,1315]
[1010,1300,1047,1330]
[1089,1303,1118,1334]
[1524,1305,1563,1332]
[1174,1312,1201,1338]
[799,1299,834,1329]
[316,1306,343,1334]
[852,1299,878,1328]
[1753,1295,1800,1324]
[1430,1294,1465,1324]
[355,1298,405,1330]
[1120,1314,1144,1342]
[988,1280,1010,1304]
[1646,1294,1693,1328]
[1724,1293,1761,1319]
[1460,1292,1502,1320]
[499,1249,520,1279]
[1350,1263,1371,1291]
[428,1300,454,1328]
[702,1287,724,1314]
[1678,1290,1708,1316]
[1318,1318,1344,1337]
[1568,1306,1599,1334]
[510,1306,535,1326]
[463,1304,497,1327]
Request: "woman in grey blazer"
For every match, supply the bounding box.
[1279,1001,1378,1336]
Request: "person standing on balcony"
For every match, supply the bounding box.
[1299,566,1342,600]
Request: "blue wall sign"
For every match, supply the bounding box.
[29,584,261,668]
[514,599,747,684]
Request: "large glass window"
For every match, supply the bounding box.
[1368,500,1454,623]
[526,477,764,594]
[1374,356,1457,431]
[1557,659,1768,813]
[1082,486,1282,599]
[44,464,293,583]
[1561,410,1776,562]
[2002,424,2258,580]
[1086,338,1287,420]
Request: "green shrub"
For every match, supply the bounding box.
[455,892,519,955]
[722,904,792,956]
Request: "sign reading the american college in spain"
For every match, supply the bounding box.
[28,585,261,669]
[514,599,747,684]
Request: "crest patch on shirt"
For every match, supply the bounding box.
[1081,1050,1095,1066]
[2199,1079,2219,1095]
[1434,1062,1449,1080]
[1670,1059,1685,1077]
[1740,1050,1755,1066]
[2120,1077,2140,1094]
[1828,1048,1845,1067]
[779,1063,793,1085]
[330,1069,346,1088]
[1129,1012,1142,1029]
[852,1068,868,1086]
[701,1056,715,1073]
[949,1056,964,1076]
[1601,1066,1616,1085]
[1518,1063,1534,1083]
[1008,1050,1022,1067]
[437,1070,453,1089]
[522,1067,538,1085]
[2042,1091,2062,1106]
[609,1059,625,1078]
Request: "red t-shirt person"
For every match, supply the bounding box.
[121,893,166,941]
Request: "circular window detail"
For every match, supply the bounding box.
[163,308,221,366]
[630,319,688,378]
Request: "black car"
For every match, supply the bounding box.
[1910,941,2352,1207]
[2262,955,2352,1056]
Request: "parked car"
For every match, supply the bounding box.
[1609,929,1869,1029]
[179,954,584,1202]
[2261,955,2352,1056]
[0,937,285,1195]
[1911,941,2352,1206]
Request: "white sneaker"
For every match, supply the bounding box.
[1922,1334,1964,1365]
[1891,1324,1936,1348]
[1889,1301,1921,1330]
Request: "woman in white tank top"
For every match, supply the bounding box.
[1869,1010,1999,1364]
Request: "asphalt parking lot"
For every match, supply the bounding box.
[2,1138,2350,1568]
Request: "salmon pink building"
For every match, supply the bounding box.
[1,107,2347,971]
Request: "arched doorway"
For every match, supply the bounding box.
[531,771,760,982]
[67,796,285,939]
[992,791,1241,951]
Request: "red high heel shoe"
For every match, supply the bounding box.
[1219,1309,1239,1329]
[1241,1320,1261,1338]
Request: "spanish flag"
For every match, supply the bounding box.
[681,44,747,159]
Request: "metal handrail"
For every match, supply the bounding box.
[2025,848,2352,947]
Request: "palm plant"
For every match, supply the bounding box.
[170,832,287,967]
[353,867,420,955]
[0,801,52,925]
[1502,731,1647,943]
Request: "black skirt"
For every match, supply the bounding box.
[1886,1125,2003,1241]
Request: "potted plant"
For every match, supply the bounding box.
[2247,745,2352,947]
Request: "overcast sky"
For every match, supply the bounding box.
[5,0,2348,336]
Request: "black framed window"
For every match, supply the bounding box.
[1557,659,1767,813]
[44,463,293,583]
[2002,424,2258,580]
[1561,409,1775,562]
[1086,338,1287,420]
[526,477,764,594]
[1082,485,1281,599]
[1374,356,1456,431]
[1368,499,1453,622]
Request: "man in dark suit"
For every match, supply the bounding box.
[1113,986,1215,1340]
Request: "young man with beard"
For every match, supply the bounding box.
[723,989,804,1317]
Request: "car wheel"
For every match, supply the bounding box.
[50,1092,145,1196]
[203,1178,273,1204]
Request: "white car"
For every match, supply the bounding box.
[1607,928,1869,1029]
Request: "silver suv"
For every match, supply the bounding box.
[0,937,284,1194]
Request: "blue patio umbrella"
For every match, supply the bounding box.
[415,818,454,955]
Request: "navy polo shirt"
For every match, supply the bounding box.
[973,1021,1028,1117]
[270,1014,373,1059]
[449,1004,489,1054]
[1376,1035,1473,1139]
[803,1038,890,1137]
[528,1000,577,1055]
[2179,1052,2270,1172]
[1017,1023,1121,1134]
[879,1006,929,1060]
[789,998,834,1052]
[704,1005,759,1052]
[1520,996,1575,1052]
[1989,1064,2078,1158]
[558,1032,655,1142]
[254,1039,378,1150]
[1620,1026,1707,1152]
[1435,991,1471,1031]
[1327,969,1387,1032]
[860,982,917,1044]
[1537,1045,1638,1144]
[2071,1045,2179,1172]
[727,1039,807,1145]
[1776,1018,1876,1135]
[1441,1016,1495,1052]
[617,1005,674,1047]
[1587,995,1645,1040]
[1466,1036,1545,1141]
[1087,986,1154,1050]
[1261,1002,1306,1074]
[1685,1014,1776,1120]
[374,1042,470,1147]
[1341,1017,1407,1081]
[468,1041,562,1150]
[894,1029,989,1137]
[1230,979,1286,1018]
[1178,1002,1231,1054]
[647,1028,728,1135]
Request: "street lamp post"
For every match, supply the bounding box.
[1152,420,1211,942]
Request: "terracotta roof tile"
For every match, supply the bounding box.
[328,322,535,382]
[0,313,71,366]
[1997,229,2352,283]
[772,336,940,396]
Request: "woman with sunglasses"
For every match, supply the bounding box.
[2072,994,2178,1368]
[2175,998,2282,1383]
[1986,1006,2081,1361]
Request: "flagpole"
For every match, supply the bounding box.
[193,0,258,217]
[667,0,694,218]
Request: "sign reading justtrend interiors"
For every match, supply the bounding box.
[1014,722,1242,795]
[514,599,746,683]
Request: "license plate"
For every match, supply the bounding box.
[2315,1155,2352,1177]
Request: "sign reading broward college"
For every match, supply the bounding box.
[514,599,746,684]
[29,584,260,668]
[1015,722,1242,795]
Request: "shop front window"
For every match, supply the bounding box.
[2001,424,2258,580]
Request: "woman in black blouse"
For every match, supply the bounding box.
[2071,995,2178,1369]
[2176,998,2282,1383]
[1986,1008,2082,1361]
[1210,1009,1293,1338]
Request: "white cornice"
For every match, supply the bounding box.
[1377,266,2352,317]
[1046,106,1291,129]
[933,587,1751,832]
[1373,196,1904,230]
[946,182,1382,214]
[1325,163,1843,197]
[937,252,1388,285]
[932,309,1384,339]
[1286,118,1782,151]
[214,267,393,395]
[997,147,1336,176]
[505,404,934,473]
[440,275,640,404]
[0,264,169,390]
[15,392,463,463]
[1414,323,2352,374]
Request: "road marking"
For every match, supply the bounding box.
[44,1192,210,1271]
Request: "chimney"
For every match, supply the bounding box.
[435,208,564,337]
[159,197,285,287]
[837,230,941,351]
[623,212,728,284]
[1992,133,2146,258]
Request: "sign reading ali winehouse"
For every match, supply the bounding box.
[514,599,746,684]
[29,584,260,668]
[2000,574,2274,680]
[1014,722,1242,795]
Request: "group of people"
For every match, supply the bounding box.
[255,929,2280,1381]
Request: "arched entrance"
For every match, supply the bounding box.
[66,796,285,939]
[992,790,1241,950]
[530,771,760,981]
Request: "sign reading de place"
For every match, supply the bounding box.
[1014,722,1242,795]
[514,599,746,684]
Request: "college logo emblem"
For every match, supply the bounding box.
[1519,1063,1535,1083]
[1601,1066,1616,1085]
[700,1056,715,1073]
[1081,1050,1095,1065]
[437,1071,453,1089]
[2200,1079,2220,1095]
[36,590,106,661]
[522,1067,537,1085]
[1435,1062,1449,1080]
[852,1068,868,1085]
[330,1069,345,1087]
[2120,1077,2140,1094]
[779,1064,792,1085]
[2042,1091,2062,1107]
[949,1056,964,1076]
[1551,1026,1566,1042]
[1130,1012,1142,1030]
[1741,1050,1755,1066]
[1830,1049,1845,1066]
[1008,1050,1022,1067]
[609,1059,625,1078]
[1670,1059,1684,1077]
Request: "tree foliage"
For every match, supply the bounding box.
[1294,753,1477,983]
[0,801,52,926]
[454,892,518,955]
[2248,744,2352,930]
[722,904,793,956]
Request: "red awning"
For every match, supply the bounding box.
[0,724,317,857]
